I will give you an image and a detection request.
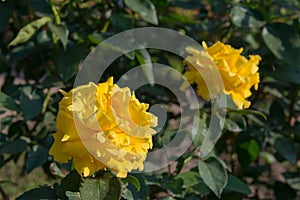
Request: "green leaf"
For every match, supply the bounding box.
[47,21,69,49]
[175,171,210,195]
[66,191,81,200]
[26,145,48,172]
[20,86,44,121]
[189,181,211,196]
[228,109,267,120]
[192,114,207,147]
[121,175,141,191]
[8,16,51,47]
[79,173,122,200]
[37,29,52,45]
[274,181,297,200]
[57,43,88,81]
[136,48,155,85]
[16,186,57,200]
[146,175,183,195]
[161,130,177,146]
[0,91,19,111]
[240,139,260,161]
[166,55,184,73]
[198,156,228,198]
[225,175,251,195]
[199,111,224,158]
[30,0,52,14]
[271,64,300,84]
[158,178,183,195]
[210,0,226,14]
[111,13,134,31]
[80,179,101,199]
[224,114,247,132]
[121,188,134,200]
[127,174,149,200]
[283,172,300,191]
[61,171,82,191]
[237,139,260,169]
[260,151,276,164]
[230,6,265,28]
[162,13,195,25]
[124,0,158,25]
[56,170,82,198]
[269,101,285,126]
[175,171,201,187]
[262,23,300,66]
[8,121,28,140]
[171,0,204,9]
[262,22,300,83]
[9,41,35,63]
[274,137,297,164]
[0,138,27,154]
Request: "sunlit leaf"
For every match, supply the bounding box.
[66,192,81,200]
[230,6,265,28]
[262,23,300,83]
[8,16,51,47]
[262,23,300,65]
[79,173,121,200]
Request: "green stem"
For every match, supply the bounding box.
[49,0,61,44]
[50,1,61,25]
[42,89,51,114]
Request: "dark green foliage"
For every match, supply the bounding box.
[0,0,299,199]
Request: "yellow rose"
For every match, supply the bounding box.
[49,77,158,178]
[183,41,261,109]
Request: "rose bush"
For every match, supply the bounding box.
[0,0,299,199]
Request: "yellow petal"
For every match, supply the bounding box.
[50,76,158,177]
[49,132,71,163]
